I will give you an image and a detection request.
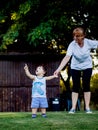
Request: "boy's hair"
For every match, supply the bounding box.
[36,64,47,73]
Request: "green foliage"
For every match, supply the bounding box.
[0,1,33,51]
[91,73,98,109]
[91,73,98,91]
[19,1,31,15]
[1,24,20,50]
[0,0,98,52]
[27,21,53,46]
[81,0,95,5]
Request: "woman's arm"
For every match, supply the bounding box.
[54,55,71,76]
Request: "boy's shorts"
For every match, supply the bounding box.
[31,97,48,108]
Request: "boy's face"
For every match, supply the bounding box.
[35,66,45,76]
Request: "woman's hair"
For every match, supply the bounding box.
[73,27,86,36]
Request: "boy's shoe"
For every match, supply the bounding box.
[32,114,37,118]
[42,113,47,118]
[85,109,92,114]
[69,109,75,114]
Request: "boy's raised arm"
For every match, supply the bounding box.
[24,64,35,80]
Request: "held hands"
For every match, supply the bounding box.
[54,69,60,77]
[53,73,58,78]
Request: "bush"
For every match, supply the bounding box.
[91,73,98,109]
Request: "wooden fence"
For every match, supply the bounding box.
[0,53,61,112]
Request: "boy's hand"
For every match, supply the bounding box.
[24,64,28,70]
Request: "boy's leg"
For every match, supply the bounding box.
[41,108,47,117]
[40,98,48,117]
[31,98,39,118]
[32,108,37,118]
[41,108,46,113]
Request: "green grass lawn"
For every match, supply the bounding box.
[0,111,98,130]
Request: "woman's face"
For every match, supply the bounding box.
[73,29,85,45]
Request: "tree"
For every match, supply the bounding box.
[0,0,98,53]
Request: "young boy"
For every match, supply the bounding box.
[24,64,58,118]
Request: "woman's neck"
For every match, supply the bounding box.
[78,41,84,47]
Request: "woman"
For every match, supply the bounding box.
[54,27,98,113]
